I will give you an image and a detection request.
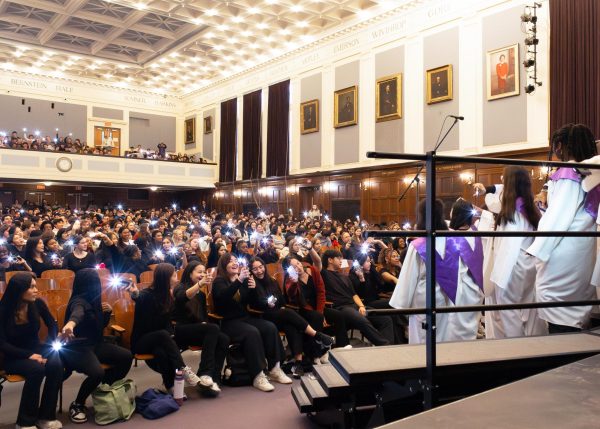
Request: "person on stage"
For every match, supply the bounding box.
[474,166,547,338]
[390,199,484,344]
[526,123,599,333]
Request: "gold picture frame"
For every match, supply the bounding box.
[487,43,520,100]
[203,116,213,134]
[376,73,402,122]
[426,65,453,104]
[334,85,358,128]
[185,117,195,144]
[300,99,319,134]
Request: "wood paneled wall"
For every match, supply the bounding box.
[211,149,549,224]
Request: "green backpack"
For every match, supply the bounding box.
[92,379,136,425]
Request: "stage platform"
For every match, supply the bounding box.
[379,352,600,428]
[292,331,600,427]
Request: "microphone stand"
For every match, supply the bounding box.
[397,116,462,225]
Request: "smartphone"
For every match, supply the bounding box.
[119,279,134,290]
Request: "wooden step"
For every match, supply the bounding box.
[312,363,350,397]
[300,373,329,408]
[292,384,314,413]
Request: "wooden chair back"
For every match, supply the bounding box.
[148,264,158,271]
[112,298,136,348]
[34,278,56,292]
[137,282,152,290]
[140,270,154,283]
[4,271,21,283]
[41,269,75,281]
[56,276,74,290]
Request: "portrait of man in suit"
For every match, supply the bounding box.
[300,100,319,134]
[376,74,402,122]
[334,86,357,128]
[427,65,453,104]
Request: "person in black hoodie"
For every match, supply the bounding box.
[212,253,292,392]
[173,260,229,392]
[248,257,333,378]
[129,263,214,395]
[60,269,132,424]
[0,272,63,429]
[119,245,148,281]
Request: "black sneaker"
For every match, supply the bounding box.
[291,362,304,379]
[315,332,334,348]
[69,402,88,424]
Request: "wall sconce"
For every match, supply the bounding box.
[287,185,297,195]
[459,173,473,184]
[321,182,331,193]
[258,187,268,196]
[233,190,242,198]
[362,179,372,190]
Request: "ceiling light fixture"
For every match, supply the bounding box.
[248,7,260,14]
[296,21,308,27]
[205,9,217,16]
[232,16,243,23]
[217,24,229,31]
[290,4,303,12]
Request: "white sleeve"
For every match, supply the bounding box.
[526,179,582,262]
[390,245,421,309]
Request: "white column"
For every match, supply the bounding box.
[403,37,424,154]
[261,86,269,178]
[359,53,375,162]
[85,104,94,150]
[120,109,130,156]
[236,96,243,180]
[290,77,301,173]
[458,19,482,152]
[175,116,185,154]
[321,64,335,168]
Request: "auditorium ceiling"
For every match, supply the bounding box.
[0,0,418,95]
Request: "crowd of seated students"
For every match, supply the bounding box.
[0,130,207,164]
[0,201,415,427]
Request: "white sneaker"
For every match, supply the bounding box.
[343,345,353,349]
[253,372,275,392]
[198,375,214,388]
[268,366,293,384]
[181,366,204,387]
[36,421,63,429]
[16,425,37,429]
[319,351,330,364]
[313,357,321,366]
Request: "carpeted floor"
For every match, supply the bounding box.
[0,349,319,429]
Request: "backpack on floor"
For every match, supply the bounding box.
[222,344,252,387]
[135,388,180,419]
[92,379,136,425]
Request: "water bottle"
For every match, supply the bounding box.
[173,369,184,405]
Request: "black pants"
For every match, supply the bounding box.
[337,305,393,346]
[4,347,63,426]
[548,322,581,334]
[220,317,284,379]
[367,298,408,344]
[134,330,184,389]
[62,341,132,404]
[323,307,349,347]
[299,308,327,358]
[174,323,230,383]
[264,308,309,357]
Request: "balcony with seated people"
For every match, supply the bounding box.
[0,131,217,189]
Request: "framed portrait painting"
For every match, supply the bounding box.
[376,73,402,122]
[185,118,195,144]
[300,99,319,134]
[487,43,520,100]
[203,116,213,134]
[426,65,453,104]
[334,85,358,128]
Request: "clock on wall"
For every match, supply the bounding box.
[56,156,73,172]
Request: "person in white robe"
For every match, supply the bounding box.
[475,166,547,339]
[390,199,484,344]
[527,123,599,332]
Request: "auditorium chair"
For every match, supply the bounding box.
[110,298,154,367]
[41,269,75,281]
[139,270,154,283]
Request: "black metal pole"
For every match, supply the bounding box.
[424,150,437,409]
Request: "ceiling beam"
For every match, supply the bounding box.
[90,9,146,55]
[38,0,86,45]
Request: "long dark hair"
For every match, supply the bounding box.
[180,260,203,288]
[0,272,37,328]
[24,237,43,260]
[150,263,174,314]
[416,199,448,230]
[216,252,236,280]
[249,256,277,294]
[551,123,597,162]
[497,166,541,229]
[65,268,103,334]
[449,199,474,230]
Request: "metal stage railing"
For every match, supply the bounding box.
[363,150,600,410]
